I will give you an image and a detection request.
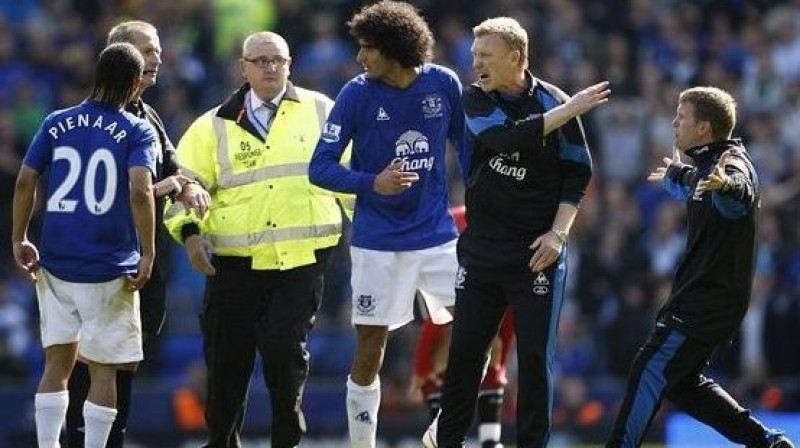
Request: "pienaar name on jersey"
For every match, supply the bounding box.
[48,113,128,143]
[321,122,341,143]
[489,151,527,181]
[393,129,435,171]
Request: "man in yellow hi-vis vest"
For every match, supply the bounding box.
[164,31,351,448]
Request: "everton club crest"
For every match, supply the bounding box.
[421,94,443,119]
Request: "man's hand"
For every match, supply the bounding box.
[529,231,563,273]
[185,235,216,275]
[695,150,732,197]
[408,372,442,403]
[179,181,211,217]
[647,146,685,183]
[152,176,182,198]
[126,253,153,291]
[373,160,419,195]
[565,81,611,116]
[12,240,39,281]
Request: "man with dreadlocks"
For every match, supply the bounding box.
[11,42,157,448]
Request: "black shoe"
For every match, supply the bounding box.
[770,435,795,448]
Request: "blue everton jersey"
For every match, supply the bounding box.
[310,63,466,251]
[23,99,157,282]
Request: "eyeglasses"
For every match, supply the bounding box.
[243,55,290,68]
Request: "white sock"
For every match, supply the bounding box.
[35,391,69,448]
[346,375,381,448]
[479,422,502,444]
[83,401,118,448]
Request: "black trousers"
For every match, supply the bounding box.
[139,253,167,338]
[200,251,327,448]
[605,322,773,448]
[438,248,567,448]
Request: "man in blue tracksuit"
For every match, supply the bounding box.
[425,17,611,448]
[603,87,794,448]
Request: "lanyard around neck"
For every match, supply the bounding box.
[247,93,277,136]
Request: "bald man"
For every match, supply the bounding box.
[164,31,349,448]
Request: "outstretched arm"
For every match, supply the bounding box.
[465,81,610,154]
[698,150,758,218]
[649,146,695,200]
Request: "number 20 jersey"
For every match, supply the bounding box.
[23,99,157,282]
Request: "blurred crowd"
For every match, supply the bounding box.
[1,0,800,443]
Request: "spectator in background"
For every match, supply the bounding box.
[594,99,648,184]
[293,10,356,98]
[0,275,31,380]
[172,361,207,435]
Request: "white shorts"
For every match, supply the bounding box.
[36,268,143,364]
[350,239,458,330]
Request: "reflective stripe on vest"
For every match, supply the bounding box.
[313,96,327,133]
[211,95,328,189]
[208,222,342,249]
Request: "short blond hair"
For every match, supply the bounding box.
[679,87,737,141]
[473,17,529,68]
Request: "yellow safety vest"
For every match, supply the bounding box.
[165,83,352,270]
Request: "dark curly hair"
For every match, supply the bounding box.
[347,0,434,68]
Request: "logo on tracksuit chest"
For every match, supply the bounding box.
[533,272,550,295]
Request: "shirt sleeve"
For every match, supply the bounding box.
[541,83,592,205]
[463,85,544,154]
[445,72,469,180]
[712,151,758,219]
[309,81,375,195]
[128,121,158,177]
[22,115,55,173]
[664,164,694,200]
[556,114,592,205]
[164,113,217,243]
[175,113,218,189]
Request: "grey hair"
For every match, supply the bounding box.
[107,20,157,45]
[242,31,290,57]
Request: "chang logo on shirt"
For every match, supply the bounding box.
[392,130,434,171]
[488,151,527,181]
[321,122,341,143]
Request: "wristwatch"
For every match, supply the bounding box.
[551,228,568,244]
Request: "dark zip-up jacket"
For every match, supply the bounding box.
[128,99,177,280]
[457,72,592,269]
[659,139,760,343]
